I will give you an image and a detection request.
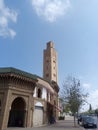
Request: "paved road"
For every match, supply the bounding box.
[7,119,82,130]
[7,116,98,130]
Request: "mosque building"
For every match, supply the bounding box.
[0,41,60,130]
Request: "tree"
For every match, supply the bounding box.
[95,108,98,117]
[63,103,70,113]
[88,104,92,114]
[60,76,88,126]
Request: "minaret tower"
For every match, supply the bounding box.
[43,41,58,83]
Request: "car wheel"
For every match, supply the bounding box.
[84,125,87,128]
[94,125,97,128]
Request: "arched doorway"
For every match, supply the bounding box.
[8,97,26,127]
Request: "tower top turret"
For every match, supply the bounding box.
[47,41,54,49]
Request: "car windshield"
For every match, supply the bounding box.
[85,117,94,122]
[82,116,89,120]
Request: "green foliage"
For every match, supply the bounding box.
[60,76,88,115]
[60,76,88,127]
[95,109,98,115]
[88,104,92,114]
[63,103,70,113]
[58,116,65,120]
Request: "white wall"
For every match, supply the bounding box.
[42,88,47,99]
[33,87,37,97]
[33,87,49,101]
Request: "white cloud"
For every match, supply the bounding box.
[31,0,71,22]
[87,90,98,109]
[82,83,91,89]
[83,83,98,110]
[0,0,18,38]
[81,89,98,112]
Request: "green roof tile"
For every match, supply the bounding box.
[0,67,38,81]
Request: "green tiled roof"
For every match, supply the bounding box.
[0,67,38,81]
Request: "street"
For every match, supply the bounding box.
[7,119,82,130]
[6,116,98,130]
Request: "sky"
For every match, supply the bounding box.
[0,0,98,112]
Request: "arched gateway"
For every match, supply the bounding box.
[0,67,37,130]
[8,97,26,127]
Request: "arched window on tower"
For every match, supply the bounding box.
[46,73,49,77]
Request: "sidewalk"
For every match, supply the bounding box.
[7,118,83,130]
[55,120,82,129]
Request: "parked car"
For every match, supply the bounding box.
[83,116,97,128]
[78,115,88,125]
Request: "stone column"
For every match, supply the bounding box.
[26,95,32,127]
[0,89,11,130]
[43,101,48,124]
[24,110,27,127]
[31,106,34,127]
